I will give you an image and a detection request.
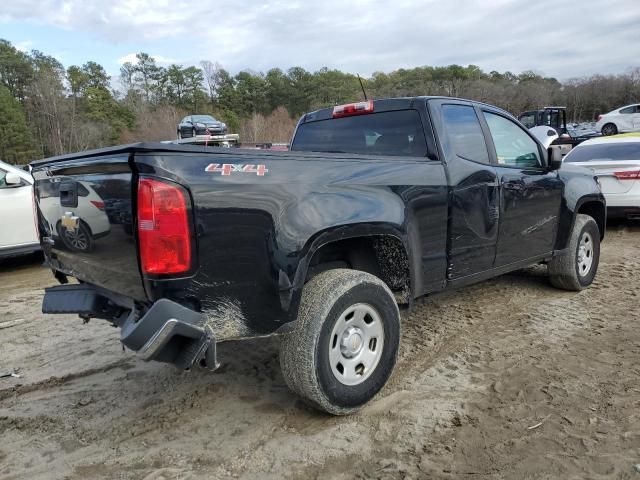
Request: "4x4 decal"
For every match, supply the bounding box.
[205,163,269,176]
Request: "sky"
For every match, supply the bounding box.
[0,0,638,81]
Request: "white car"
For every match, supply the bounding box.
[0,160,40,259]
[595,103,640,136]
[563,134,640,219]
[38,180,111,252]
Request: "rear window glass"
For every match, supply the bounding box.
[565,143,640,162]
[291,110,428,157]
[441,104,490,164]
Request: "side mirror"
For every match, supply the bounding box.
[547,147,563,171]
[5,172,22,185]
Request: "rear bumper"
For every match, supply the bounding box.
[42,284,218,370]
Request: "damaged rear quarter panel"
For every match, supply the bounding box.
[134,151,448,340]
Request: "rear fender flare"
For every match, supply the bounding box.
[281,223,416,330]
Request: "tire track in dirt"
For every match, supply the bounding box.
[1,226,639,479]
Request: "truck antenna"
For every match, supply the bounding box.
[357,74,368,101]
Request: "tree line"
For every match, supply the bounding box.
[0,38,638,164]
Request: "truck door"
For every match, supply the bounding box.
[479,109,563,266]
[430,100,499,278]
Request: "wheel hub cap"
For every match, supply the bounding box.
[328,303,385,386]
[340,327,364,358]
[577,231,593,277]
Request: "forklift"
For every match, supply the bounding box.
[518,106,598,153]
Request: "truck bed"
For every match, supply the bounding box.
[32,142,449,340]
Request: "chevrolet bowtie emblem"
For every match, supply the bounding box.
[61,212,79,232]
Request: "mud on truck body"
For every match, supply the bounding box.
[33,97,605,414]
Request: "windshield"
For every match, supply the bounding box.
[565,142,640,162]
[192,115,217,122]
[291,110,428,157]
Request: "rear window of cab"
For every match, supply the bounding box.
[291,110,428,157]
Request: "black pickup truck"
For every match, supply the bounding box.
[32,97,605,414]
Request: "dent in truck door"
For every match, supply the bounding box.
[431,100,500,279]
[480,110,563,266]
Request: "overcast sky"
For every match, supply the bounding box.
[1,0,638,80]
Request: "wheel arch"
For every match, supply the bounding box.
[289,223,417,314]
[576,199,606,240]
[555,195,606,251]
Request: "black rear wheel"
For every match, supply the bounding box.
[279,269,400,415]
[602,123,618,136]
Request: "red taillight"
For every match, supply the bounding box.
[332,100,374,118]
[137,178,192,275]
[613,170,640,180]
[90,200,105,210]
[597,115,603,122]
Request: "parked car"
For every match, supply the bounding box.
[0,160,40,259]
[38,180,111,252]
[177,115,227,138]
[595,103,640,136]
[563,133,640,219]
[33,97,605,415]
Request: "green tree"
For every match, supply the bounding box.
[85,87,135,142]
[0,39,34,102]
[182,66,205,111]
[0,84,38,163]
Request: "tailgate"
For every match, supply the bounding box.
[32,154,146,301]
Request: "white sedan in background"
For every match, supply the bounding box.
[595,103,640,136]
[563,134,640,219]
[0,160,40,259]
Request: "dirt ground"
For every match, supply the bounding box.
[1,222,639,480]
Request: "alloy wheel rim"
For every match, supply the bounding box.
[328,303,384,386]
[65,229,88,250]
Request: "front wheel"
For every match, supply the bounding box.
[279,269,400,415]
[548,214,600,291]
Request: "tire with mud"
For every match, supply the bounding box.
[548,214,600,291]
[280,269,400,415]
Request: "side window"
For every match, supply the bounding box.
[441,104,490,164]
[620,106,635,114]
[483,111,542,168]
[519,113,536,129]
